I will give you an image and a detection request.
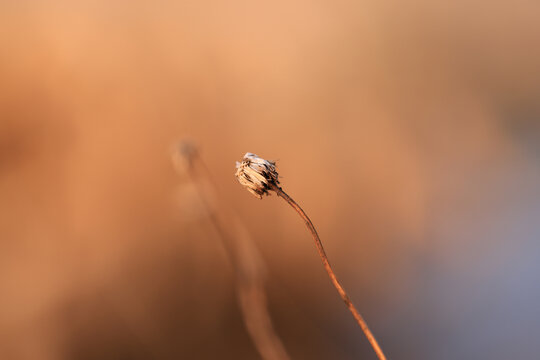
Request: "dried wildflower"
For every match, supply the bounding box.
[171,140,198,177]
[234,152,387,360]
[235,153,280,199]
[173,145,291,360]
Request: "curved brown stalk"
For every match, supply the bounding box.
[270,184,387,360]
[176,144,290,360]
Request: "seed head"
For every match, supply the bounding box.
[235,153,280,199]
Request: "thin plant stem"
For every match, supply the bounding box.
[177,146,290,360]
[271,184,387,360]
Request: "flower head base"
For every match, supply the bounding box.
[235,153,280,199]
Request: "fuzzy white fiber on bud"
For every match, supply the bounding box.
[235,153,280,199]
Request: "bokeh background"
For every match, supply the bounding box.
[1,1,539,359]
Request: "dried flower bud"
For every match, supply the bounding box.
[235,153,280,198]
[171,140,198,176]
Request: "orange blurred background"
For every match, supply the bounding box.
[1,1,539,359]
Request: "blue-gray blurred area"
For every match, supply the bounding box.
[0,1,539,359]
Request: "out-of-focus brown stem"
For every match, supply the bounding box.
[271,184,387,360]
[177,145,290,360]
